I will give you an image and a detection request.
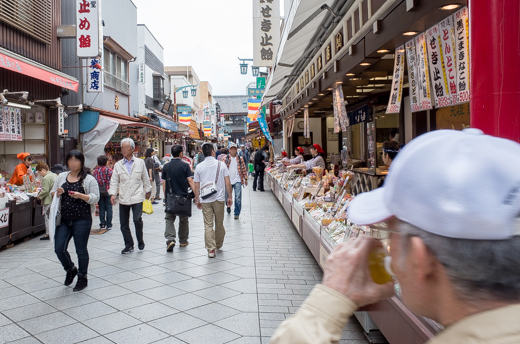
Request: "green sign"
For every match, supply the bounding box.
[256,77,266,89]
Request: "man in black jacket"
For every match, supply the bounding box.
[253,145,268,192]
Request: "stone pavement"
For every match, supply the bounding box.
[0,179,369,344]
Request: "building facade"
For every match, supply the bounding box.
[214,95,249,142]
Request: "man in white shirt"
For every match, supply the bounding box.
[224,143,247,219]
[193,143,233,258]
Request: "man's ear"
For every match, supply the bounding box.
[409,236,438,282]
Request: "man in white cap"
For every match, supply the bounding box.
[270,129,520,344]
[224,143,248,219]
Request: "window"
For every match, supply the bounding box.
[103,47,129,94]
[153,76,164,101]
[0,0,52,44]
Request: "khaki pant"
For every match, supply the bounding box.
[201,200,226,251]
[43,204,51,235]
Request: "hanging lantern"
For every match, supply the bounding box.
[191,88,197,97]
[183,90,188,98]
[240,62,248,75]
[252,66,259,76]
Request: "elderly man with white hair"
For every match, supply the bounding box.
[109,138,152,254]
[271,129,520,344]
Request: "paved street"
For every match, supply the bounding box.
[0,181,368,344]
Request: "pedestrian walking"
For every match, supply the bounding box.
[193,143,232,258]
[162,145,196,252]
[248,159,254,178]
[51,150,100,292]
[92,155,113,230]
[109,138,152,254]
[224,143,247,219]
[145,148,157,204]
[153,149,162,200]
[271,129,520,344]
[35,162,57,240]
[253,145,269,192]
[194,147,205,169]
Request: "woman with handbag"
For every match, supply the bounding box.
[92,155,113,230]
[51,150,100,292]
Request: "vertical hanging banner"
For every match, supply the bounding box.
[386,45,405,114]
[76,0,102,58]
[426,24,452,108]
[15,108,22,141]
[333,85,349,132]
[289,115,295,137]
[415,33,433,111]
[0,106,6,141]
[406,39,421,112]
[9,107,16,141]
[453,7,470,104]
[439,16,458,105]
[253,0,280,67]
[303,108,310,138]
[258,107,273,142]
[86,56,103,93]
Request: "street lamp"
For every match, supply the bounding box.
[242,100,247,108]
[191,88,197,97]
[252,66,259,77]
[238,57,255,75]
[182,90,188,98]
[240,62,248,75]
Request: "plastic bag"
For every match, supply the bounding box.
[48,193,60,243]
[143,199,154,214]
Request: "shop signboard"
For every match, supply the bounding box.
[439,16,458,105]
[248,88,265,97]
[426,24,452,108]
[15,108,22,141]
[415,33,433,110]
[86,56,103,93]
[454,7,470,104]
[348,105,369,126]
[177,106,191,113]
[303,108,310,138]
[9,107,16,141]
[253,0,280,67]
[76,0,102,58]
[405,39,421,112]
[138,63,145,84]
[386,45,405,114]
[256,77,266,89]
[0,106,5,140]
[158,118,178,132]
[0,208,8,229]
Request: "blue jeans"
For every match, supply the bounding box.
[225,182,242,216]
[54,219,92,275]
[98,195,113,228]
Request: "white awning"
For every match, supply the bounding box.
[262,0,334,106]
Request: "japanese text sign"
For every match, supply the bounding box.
[76,0,102,58]
[138,63,145,84]
[453,7,470,104]
[439,16,458,105]
[386,45,405,114]
[332,85,349,132]
[415,33,433,110]
[405,39,421,112]
[87,57,103,93]
[0,208,9,229]
[426,24,452,108]
[303,108,310,139]
[253,0,280,67]
[348,105,369,126]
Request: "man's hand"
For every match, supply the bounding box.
[245,179,248,187]
[57,187,65,197]
[226,197,232,208]
[150,177,153,182]
[195,198,202,210]
[111,195,116,205]
[145,192,151,200]
[322,236,394,307]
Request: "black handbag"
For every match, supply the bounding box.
[165,178,192,217]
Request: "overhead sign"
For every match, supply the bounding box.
[348,105,369,126]
[158,118,178,132]
[426,24,452,108]
[161,98,172,115]
[386,45,405,114]
[253,0,280,67]
[405,39,421,112]
[87,56,103,93]
[248,88,265,97]
[76,0,102,58]
[415,33,433,110]
[454,7,470,104]
[177,106,191,113]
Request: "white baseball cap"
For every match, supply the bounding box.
[348,129,520,240]
[228,143,237,149]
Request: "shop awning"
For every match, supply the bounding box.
[101,115,164,131]
[0,47,79,92]
[261,0,334,106]
[189,120,201,139]
[157,117,179,132]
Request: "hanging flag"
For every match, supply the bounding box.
[453,7,470,104]
[333,84,349,132]
[247,99,261,124]
[304,108,310,138]
[179,113,191,125]
[439,16,458,105]
[287,116,295,138]
[415,33,433,110]
[426,24,452,108]
[257,107,273,143]
[386,45,405,114]
[406,39,421,112]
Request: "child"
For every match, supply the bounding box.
[248,159,254,178]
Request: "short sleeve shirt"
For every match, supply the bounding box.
[162,158,193,196]
[194,156,230,203]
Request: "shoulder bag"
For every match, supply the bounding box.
[200,161,221,200]
[165,166,193,217]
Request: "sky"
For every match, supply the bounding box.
[131,0,260,96]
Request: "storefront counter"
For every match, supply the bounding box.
[1,196,45,247]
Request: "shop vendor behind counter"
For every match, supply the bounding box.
[9,152,33,185]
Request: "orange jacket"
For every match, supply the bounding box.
[9,163,28,185]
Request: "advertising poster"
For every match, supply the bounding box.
[415,33,433,110]
[426,24,452,108]
[386,45,405,114]
[439,16,458,105]
[453,7,470,104]
[405,39,421,112]
[303,108,310,138]
[15,108,22,141]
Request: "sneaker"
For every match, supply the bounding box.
[234,215,239,220]
[227,207,231,214]
[64,266,78,286]
[179,241,189,247]
[100,225,106,230]
[208,250,216,258]
[167,241,175,252]
[121,246,134,254]
[138,242,145,250]
[73,274,88,292]
[151,201,158,205]
[40,235,50,240]
[106,227,112,231]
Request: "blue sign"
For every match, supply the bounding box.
[248,88,265,97]
[158,118,178,132]
[177,106,191,113]
[258,108,273,143]
[348,105,369,126]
